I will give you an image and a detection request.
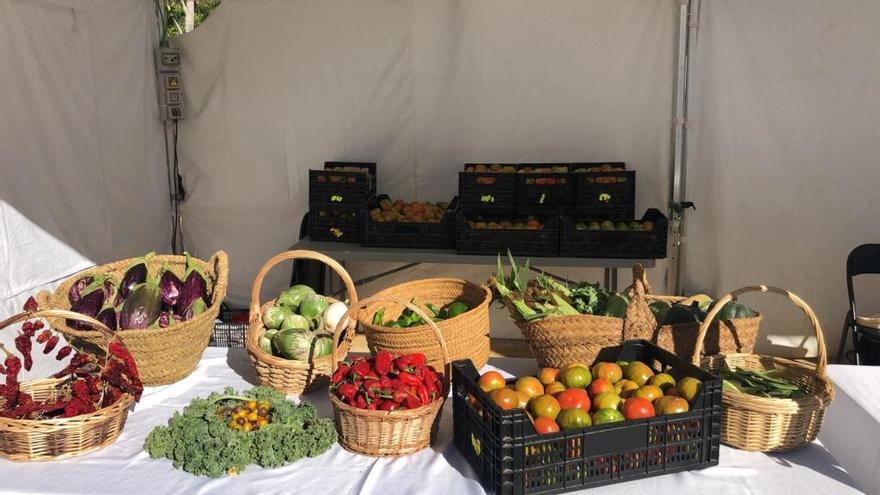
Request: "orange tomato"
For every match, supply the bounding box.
[589,378,613,398]
[591,362,623,384]
[537,368,561,386]
[479,371,507,393]
[592,392,622,412]
[615,379,640,398]
[545,382,566,396]
[560,366,592,389]
[490,388,520,410]
[654,396,689,415]
[515,376,544,399]
[515,390,531,409]
[624,362,654,386]
[533,416,560,435]
[556,388,591,412]
[529,394,562,420]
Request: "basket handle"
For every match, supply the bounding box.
[622,264,658,341]
[207,250,230,306]
[691,285,827,375]
[330,296,451,390]
[0,308,119,360]
[248,250,357,324]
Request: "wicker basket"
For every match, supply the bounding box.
[620,266,762,358]
[43,252,228,386]
[330,296,449,456]
[514,265,656,368]
[0,309,134,461]
[358,278,491,370]
[246,250,356,394]
[695,286,835,452]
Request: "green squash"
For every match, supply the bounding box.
[663,304,700,325]
[649,301,671,323]
[714,301,756,321]
[605,293,629,318]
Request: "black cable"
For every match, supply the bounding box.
[172,120,182,253]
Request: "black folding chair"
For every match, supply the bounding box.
[837,244,880,364]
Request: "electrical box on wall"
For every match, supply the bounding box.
[156,47,183,122]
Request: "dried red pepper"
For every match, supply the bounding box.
[42,335,59,354]
[55,346,73,361]
[23,296,38,312]
[14,332,33,372]
[36,330,52,344]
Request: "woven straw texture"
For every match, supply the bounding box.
[44,252,228,386]
[695,286,834,452]
[626,267,763,358]
[246,250,355,394]
[331,296,449,456]
[514,264,655,368]
[358,278,491,370]
[0,309,134,461]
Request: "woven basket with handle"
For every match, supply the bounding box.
[246,250,356,394]
[44,251,229,386]
[514,264,657,368]
[330,296,449,456]
[696,286,834,452]
[628,266,762,358]
[0,309,135,461]
[358,278,490,370]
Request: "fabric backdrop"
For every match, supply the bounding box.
[175,0,678,306]
[685,0,880,357]
[0,0,169,375]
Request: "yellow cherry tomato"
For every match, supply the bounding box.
[242,422,254,432]
[257,418,269,428]
[247,401,258,410]
[247,411,259,422]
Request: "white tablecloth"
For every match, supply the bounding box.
[821,365,880,495]
[0,349,865,495]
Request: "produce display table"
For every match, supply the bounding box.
[290,237,656,291]
[820,365,880,495]
[0,349,864,495]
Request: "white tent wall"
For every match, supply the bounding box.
[686,0,880,357]
[0,0,169,375]
[176,0,678,340]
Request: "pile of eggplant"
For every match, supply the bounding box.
[66,252,214,331]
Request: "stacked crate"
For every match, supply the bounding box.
[307,162,376,243]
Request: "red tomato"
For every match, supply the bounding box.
[621,397,655,420]
[479,371,507,392]
[533,416,560,435]
[556,388,591,412]
[589,378,613,398]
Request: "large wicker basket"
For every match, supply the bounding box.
[246,250,355,394]
[358,278,491,370]
[695,286,835,452]
[0,309,134,461]
[634,268,762,357]
[44,251,228,386]
[513,265,656,368]
[330,296,449,456]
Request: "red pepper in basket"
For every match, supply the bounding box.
[354,392,368,409]
[55,346,73,361]
[374,351,393,376]
[351,359,373,379]
[416,383,429,405]
[23,296,38,312]
[398,371,421,387]
[404,393,423,409]
[379,400,400,411]
[337,382,357,403]
[43,335,59,354]
[332,363,350,385]
[363,379,381,399]
[424,378,439,402]
[14,332,33,372]
[394,353,426,371]
[366,400,379,411]
[36,330,51,344]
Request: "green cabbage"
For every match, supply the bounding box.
[272,328,317,360]
[262,306,292,330]
[276,285,316,310]
[280,313,310,332]
[312,337,333,358]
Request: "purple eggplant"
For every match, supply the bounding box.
[174,253,211,316]
[68,288,105,329]
[68,276,95,304]
[159,269,183,308]
[119,279,162,329]
[96,306,118,332]
[119,252,154,300]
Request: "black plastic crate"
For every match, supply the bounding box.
[516,164,573,215]
[364,194,459,249]
[211,304,248,348]
[456,212,559,257]
[452,340,721,495]
[459,164,518,214]
[308,206,363,242]
[308,161,377,208]
[560,209,668,259]
[571,163,634,219]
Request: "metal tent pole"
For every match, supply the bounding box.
[668,0,699,296]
